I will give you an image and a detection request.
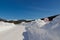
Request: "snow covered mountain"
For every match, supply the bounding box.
[0,14,60,40]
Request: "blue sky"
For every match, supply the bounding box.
[0,0,60,20]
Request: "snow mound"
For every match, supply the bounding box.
[23,19,48,40]
[24,15,60,40]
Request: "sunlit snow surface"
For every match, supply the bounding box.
[0,22,26,40]
[0,15,60,40]
[23,15,60,40]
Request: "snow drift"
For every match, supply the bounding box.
[0,14,60,40]
[24,15,60,40]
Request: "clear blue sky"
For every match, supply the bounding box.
[0,0,60,20]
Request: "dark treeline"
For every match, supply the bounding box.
[41,14,60,21]
[0,14,59,24]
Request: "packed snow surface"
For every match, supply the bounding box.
[0,21,26,40]
[0,15,60,40]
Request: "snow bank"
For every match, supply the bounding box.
[23,19,47,40]
[24,15,60,40]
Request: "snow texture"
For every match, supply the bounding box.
[0,15,60,40]
[24,15,60,40]
[0,21,26,40]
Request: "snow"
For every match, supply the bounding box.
[24,15,60,40]
[23,19,48,40]
[0,21,26,40]
[0,15,60,40]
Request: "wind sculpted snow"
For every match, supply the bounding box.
[23,19,47,40]
[23,15,60,40]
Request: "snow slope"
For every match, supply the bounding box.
[0,15,60,40]
[24,15,60,40]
